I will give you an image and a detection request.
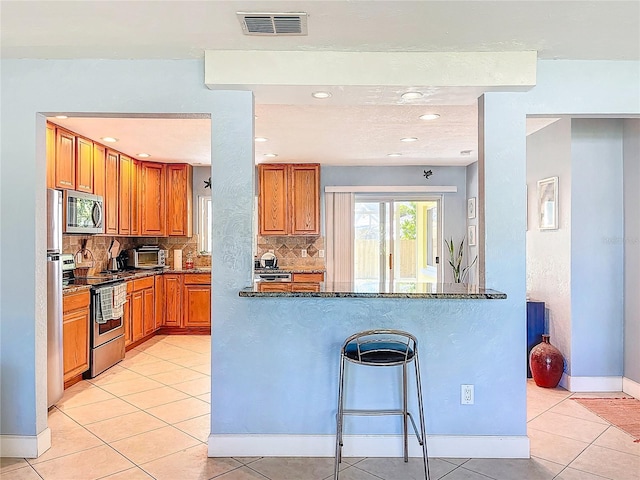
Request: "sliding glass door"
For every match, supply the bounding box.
[354,196,441,290]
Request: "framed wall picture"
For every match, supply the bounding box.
[467,197,476,219]
[468,225,477,246]
[537,176,558,230]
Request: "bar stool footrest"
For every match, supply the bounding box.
[341,409,424,444]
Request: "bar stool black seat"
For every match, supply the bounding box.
[334,329,430,479]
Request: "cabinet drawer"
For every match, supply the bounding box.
[132,276,154,291]
[292,272,324,283]
[183,274,211,285]
[291,283,320,292]
[63,290,90,313]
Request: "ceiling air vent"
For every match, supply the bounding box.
[237,12,308,36]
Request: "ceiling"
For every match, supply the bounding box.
[3,1,638,167]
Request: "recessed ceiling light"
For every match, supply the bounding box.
[137,153,151,158]
[101,137,118,143]
[255,137,268,142]
[401,91,423,100]
[54,115,68,119]
[264,153,278,158]
[419,113,440,120]
[387,153,403,157]
[312,91,332,99]
[460,150,473,156]
[400,137,418,142]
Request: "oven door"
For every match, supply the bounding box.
[91,285,124,347]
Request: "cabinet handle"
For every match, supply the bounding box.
[389,253,393,270]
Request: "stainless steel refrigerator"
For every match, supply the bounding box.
[47,188,64,407]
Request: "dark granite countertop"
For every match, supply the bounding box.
[63,268,211,294]
[239,282,507,299]
[255,267,326,274]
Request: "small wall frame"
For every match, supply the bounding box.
[537,176,558,230]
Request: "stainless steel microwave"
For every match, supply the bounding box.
[63,190,104,234]
[126,247,166,269]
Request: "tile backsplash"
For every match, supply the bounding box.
[256,235,325,268]
[62,234,210,273]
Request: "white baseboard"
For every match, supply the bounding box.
[622,377,640,399]
[0,428,51,458]
[561,375,623,392]
[208,434,530,459]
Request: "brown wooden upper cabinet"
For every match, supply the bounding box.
[118,155,132,235]
[104,149,119,235]
[258,163,320,236]
[54,127,76,189]
[75,137,94,193]
[166,164,193,237]
[130,159,140,236]
[46,123,56,189]
[93,143,106,199]
[140,161,166,236]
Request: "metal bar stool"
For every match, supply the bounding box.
[334,329,430,479]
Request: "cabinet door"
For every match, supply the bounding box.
[75,137,94,193]
[166,164,193,236]
[164,274,182,327]
[93,143,106,199]
[289,164,320,235]
[143,287,155,335]
[62,308,89,381]
[155,274,165,327]
[183,284,211,327]
[105,150,119,234]
[141,162,166,236]
[131,290,144,342]
[123,291,133,347]
[130,159,140,236]
[118,155,131,235]
[257,282,291,292]
[258,164,288,235]
[55,128,76,189]
[46,123,56,189]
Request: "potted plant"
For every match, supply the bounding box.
[444,237,477,283]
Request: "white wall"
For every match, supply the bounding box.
[526,118,573,371]
[570,119,624,378]
[623,119,640,383]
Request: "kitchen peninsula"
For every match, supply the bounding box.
[240,282,506,299]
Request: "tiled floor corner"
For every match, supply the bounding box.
[1,335,638,479]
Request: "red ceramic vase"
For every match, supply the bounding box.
[529,334,564,388]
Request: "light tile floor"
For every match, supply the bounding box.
[2,335,639,479]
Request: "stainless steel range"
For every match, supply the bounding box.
[62,255,126,378]
[87,283,125,378]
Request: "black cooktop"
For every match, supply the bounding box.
[63,271,132,287]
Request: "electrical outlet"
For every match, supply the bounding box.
[301,249,307,257]
[319,249,325,258]
[461,384,474,405]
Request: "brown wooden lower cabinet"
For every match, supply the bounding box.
[258,272,324,292]
[125,276,155,348]
[183,276,211,327]
[62,290,90,382]
[163,274,183,327]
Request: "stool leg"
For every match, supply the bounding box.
[334,354,346,480]
[414,352,430,480]
[402,363,409,462]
